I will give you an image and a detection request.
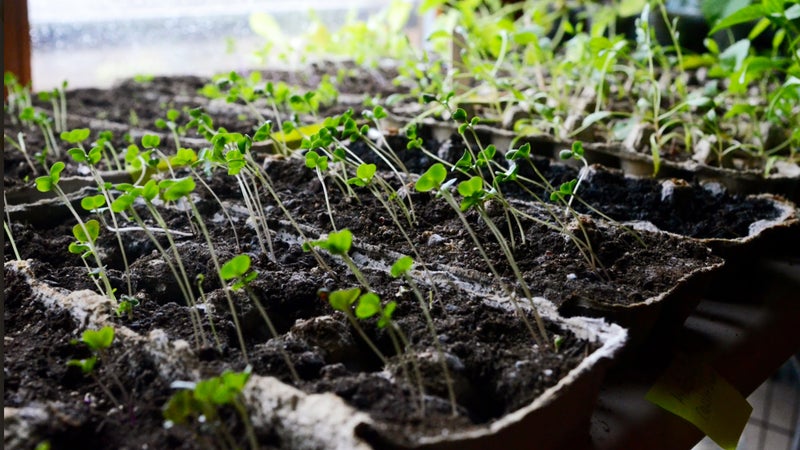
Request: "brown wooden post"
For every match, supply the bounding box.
[3,0,33,95]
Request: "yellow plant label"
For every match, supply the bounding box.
[645,353,752,450]
[270,123,326,147]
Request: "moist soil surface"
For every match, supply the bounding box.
[6,73,787,449]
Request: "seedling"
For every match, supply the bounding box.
[305,149,338,231]
[69,131,136,299]
[220,254,299,382]
[325,287,388,365]
[391,255,458,416]
[553,141,589,216]
[154,108,186,151]
[67,326,129,414]
[4,131,40,175]
[114,296,140,321]
[37,80,68,134]
[36,162,116,302]
[20,106,61,158]
[110,179,208,349]
[415,163,550,348]
[326,285,427,403]
[164,367,258,450]
[4,71,33,128]
[304,229,371,288]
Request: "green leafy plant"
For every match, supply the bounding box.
[37,80,68,134]
[552,141,589,215]
[164,367,258,450]
[415,163,550,348]
[391,255,458,416]
[220,254,299,382]
[35,162,116,302]
[110,178,208,349]
[4,131,39,176]
[4,71,33,129]
[67,326,129,413]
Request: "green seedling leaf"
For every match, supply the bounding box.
[476,145,496,167]
[35,176,54,193]
[452,108,468,122]
[355,292,382,319]
[192,369,251,406]
[80,194,106,211]
[115,296,140,317]
[220,254,251,280]
[166,108,180,122]
[324,229,352,254]
[35,161,65,192]
[415,163,447,192]
[220,369,251,394]
[373,105,387,119]
[406,137,423,150]
[709,4,765,35]
[458,176,487,211]
[550,179,578,201]
[332,147,347,162]
[124,144,140,163]
[193,378,224,404]
[68,148,87,162]
[348,163,377,186]
[455,151,473,170]
[305,150,328,171]
[19,107,35,122]
[378,301,397,329]
[160,177,196,201]
[87,146,103,165]
[60,128,91,144]
[163,389,197,425]
[253,121,272,142]
[82,326,115,351]
[141,134,161,149]
[303,229,354,255]
[68,242,91,255]
[554,335,564,352]
[231,271,258,290]
[356,163,377,181]
[142,179,158,202]
[170,148,198,166]
[67,355,97,374]
[390,256,413,278]
[572,141,585,157]
[506,142,531,161]
[225,149,246,175]
[72,219,100,243]
[496,162,519,183]
[457,176,484,198]
[329,287,361,312]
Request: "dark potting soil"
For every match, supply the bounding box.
[5,71,771,449]
[5,149,605,448]
[5,244,594,449]
[408,137,785,240]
